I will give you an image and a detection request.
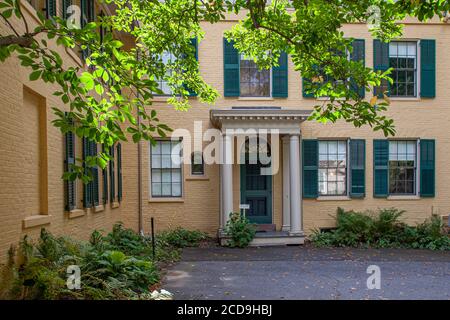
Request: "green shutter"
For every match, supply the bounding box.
[223,38,240,97]
[272,52,288,98]
[350,139,365,198]
[80,0,87,27]
[64,116,75,211]
[302,140,318,198]
[102,144,108,204]
[373,139,389,197]
[82,138,93,208]
[373,40,390,98]
[91,142,99,206]
[117,143,123,202]
[350,39,365,98]
[186,38,198,96]
[420,40,436,98]
[420,139,435,197]
[109,146,115,202]
[62,0,72,20]
[46,0,56,19]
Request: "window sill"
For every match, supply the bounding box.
[94,205,105,213]
[186,175,209,181]
[387,195,421,200]
[67,209,86,219]
[148,198,184,203]
[317,196,352,201]
[22,215,51,229]
[238,97,274,101]
[389,97,420,102]
[111,202,120,209]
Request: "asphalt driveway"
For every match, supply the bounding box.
[162,246,450,300]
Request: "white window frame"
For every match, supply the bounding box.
[317,139,349,197]
[388,41,419,98]
[387,139,421,197]
[239,54,273,98]
[149,139,184,198]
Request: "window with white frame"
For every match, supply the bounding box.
[239,54,271,97]
[156,52,176,95]
[318,140,347,196]
[389,41,417,97]
[150,140,182,197]
[388,140,417,195]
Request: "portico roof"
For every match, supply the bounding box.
[210,107,312,135]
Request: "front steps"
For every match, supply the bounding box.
[219,230,305,246]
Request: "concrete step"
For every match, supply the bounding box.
[254,224,276,232]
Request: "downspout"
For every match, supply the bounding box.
[136,48,144,235]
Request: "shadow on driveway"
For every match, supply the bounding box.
[162,246,450,300]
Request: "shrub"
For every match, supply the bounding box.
[311,208,450,250]
[225,212,256,248]
[157,228,208,248]
[0,226,167,300]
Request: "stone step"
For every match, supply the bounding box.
[254,224,276,232]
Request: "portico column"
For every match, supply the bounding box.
[282,136,291,232]
[222,133,234,229]
[289,134,303,235]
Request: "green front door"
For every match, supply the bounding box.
[240,163,272,224]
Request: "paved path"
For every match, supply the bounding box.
[162,246,450,300]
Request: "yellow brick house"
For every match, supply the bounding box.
[0,1,449,260]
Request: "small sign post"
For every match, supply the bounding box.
[239,204,250,218]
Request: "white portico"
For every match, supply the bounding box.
[210,107,311,246]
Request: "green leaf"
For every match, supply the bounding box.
[29,70,42,81]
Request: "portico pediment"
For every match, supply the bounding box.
[210,107,312,135]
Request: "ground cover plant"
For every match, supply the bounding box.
[0,224,208,299]
[311,208,450,250]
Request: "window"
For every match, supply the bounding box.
[389,42,417,97]
[156,52,176,95]
[318,140,347,196]
[239,54,270,97]
[191,152,204,175]
[151,140,182,197]
[389,140,417,195]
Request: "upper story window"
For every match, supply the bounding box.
[318,140,347,196]
[156,52,176,95]
[239,54,271,97]
[389,140,417,195]
[389,41,417,97]
[150,140,182,197]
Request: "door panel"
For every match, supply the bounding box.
[240,164,272,224]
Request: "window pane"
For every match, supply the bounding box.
[172,183,181,197]
[319,142,328,154]
[161,141,171,154]
[152,183,161,196]
[152,155,162,168]
[338,141,346,154]
[172,169,181,182]
[328,141,337,154]
[161,183,171,196]
[152,142,161,155]
[318,169,327,182]
[337,182,346,195]
[161,169,171,183]
[152,169,161,183]
[162,155,172,168]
